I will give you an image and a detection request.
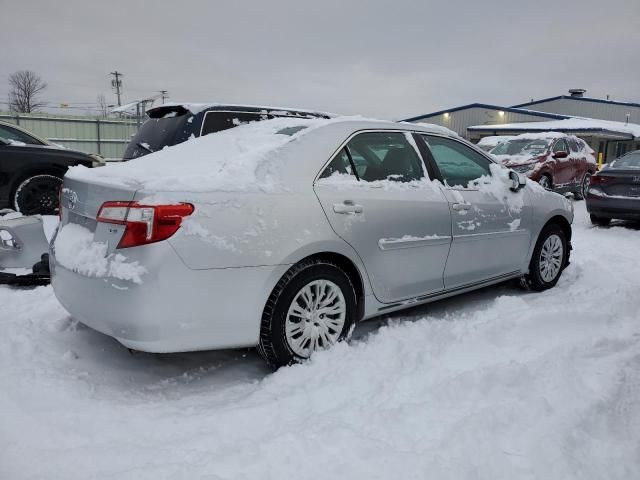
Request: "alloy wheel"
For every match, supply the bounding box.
[285,279,346,358]
[539,234,564,282]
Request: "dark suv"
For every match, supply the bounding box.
[123,103,331,160]
[0,121,103,215]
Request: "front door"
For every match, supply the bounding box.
[419,134,532,288]
[314,131,452,303]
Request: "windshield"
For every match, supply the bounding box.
[123,113,190,160]
[491,138,552,156]
[609,151,640,169]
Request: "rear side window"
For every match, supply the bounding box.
[422,135,491,188]
[553,139,569,153]
[320,132,425,182]
[201,111,269,136]
[567,137,580,152]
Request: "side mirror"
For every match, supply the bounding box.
[509,170,527,192]
[553,150,569,159]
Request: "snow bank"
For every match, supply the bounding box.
[54,223,146,283]
[1,203,640,479]
[67,117,337,193]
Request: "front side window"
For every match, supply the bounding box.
[320,132,425,182]
[422,135,491,188]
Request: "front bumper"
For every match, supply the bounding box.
[50,240,290,352]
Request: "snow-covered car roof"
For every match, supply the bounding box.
[67,117,457,194]
[148,101,334,118]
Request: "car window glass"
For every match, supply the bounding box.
[319,148,354,179]
[343,132,425,182]
[553,139,568,153]
[201,111,269,136]
[0,125,41,145]
[422,135,491,188]
[567,138,580,152]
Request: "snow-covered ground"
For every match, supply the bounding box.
[1,201,639,479]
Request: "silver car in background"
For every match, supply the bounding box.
[51,119,573,367]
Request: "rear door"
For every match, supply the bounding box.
[419,135,532,288]
[314,131,452,303]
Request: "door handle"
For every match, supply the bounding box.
[333,201,363,214]
[452,202,471,211]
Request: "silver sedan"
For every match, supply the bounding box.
[50,119,573,367]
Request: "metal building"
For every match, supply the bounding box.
[402,90,640,163]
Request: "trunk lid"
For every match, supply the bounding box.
[597,170,640,197]
[59,177,138,253]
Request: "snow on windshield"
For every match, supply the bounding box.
[67,117,335,193]
[491,138,552,156]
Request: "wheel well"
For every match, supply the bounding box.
[12,167,66,192]
[544,215,572,242]
[296,252,366,321]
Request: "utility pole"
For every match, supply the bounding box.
[159,90,169,104]
[110,71,123,106]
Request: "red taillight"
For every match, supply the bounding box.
[97,201,194,248]
[590,175,612,185]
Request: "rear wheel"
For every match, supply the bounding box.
[13,174,63,215]
[521,224,567,291]
[590,214,611,226]
[573,172,591,200]
[258,258,357,368]
[538,174,552,190]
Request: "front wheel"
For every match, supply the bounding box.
[538,174,552,191]
[13,174,63,215]
[521,224,567,291]
[258,258,357,368]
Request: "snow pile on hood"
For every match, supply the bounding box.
[54,223,146,283]
[67,117,336,193]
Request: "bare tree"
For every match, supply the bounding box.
[96,94,109,118]
[8,70,47,113]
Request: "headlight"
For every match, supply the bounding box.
[512,163,536,174]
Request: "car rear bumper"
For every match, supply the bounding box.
[586,194,640,220]
[50,240,290,352]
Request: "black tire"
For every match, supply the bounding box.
[13,174,63,215]
[258,258,357,368]
[590,214,611,226]
[538,174,553,191]
[521,224,567,292]
[573,172,591,200]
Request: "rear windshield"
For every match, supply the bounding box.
[610,152,640,169]
[123,111,191,160]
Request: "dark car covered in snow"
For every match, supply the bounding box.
[586,150,640,225]
[122,103,332,160]
[0,121,103,215]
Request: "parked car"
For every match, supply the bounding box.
[490,133,597,198]
[586,150,640,225]
[0,121,104,215]
[123,103,331,160]
[51,118,573,367]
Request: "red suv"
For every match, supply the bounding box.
[490,133,597,198]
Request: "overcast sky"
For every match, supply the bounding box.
[1,0,639,119]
